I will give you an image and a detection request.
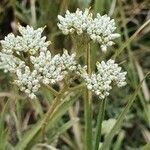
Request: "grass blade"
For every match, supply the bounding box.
[49,118,79,143]
[0,98,9,150]
[94,99,106,150]
[113,19,150,59]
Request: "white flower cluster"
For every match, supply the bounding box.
[30,50,77,85]
[61,50,77,71]
[0,53,25,73]
[15,25,50,54]
[0,25,77,99]
[0,33,16,54]
[87,14,120,52]
[57,9,92,35]
[58,8,120,52]
[14,67,41,99]
[0,25,50,55]
[82,59,127,99]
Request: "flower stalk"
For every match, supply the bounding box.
[84,42,92,150]
[41,82,69,141]
[42,84,59,96]
[94,99,106,150]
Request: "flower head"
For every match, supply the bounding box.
[0,53,25,73]
[82,59,127,99]
[0,25,51,55]
[14,66,41,99]
[15,25,51,54]
[0,33,17,54]
[58,8,120,52]
[87,14,120,52]
[57,8,92,35]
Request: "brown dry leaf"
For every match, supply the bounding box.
[135,60,150,102]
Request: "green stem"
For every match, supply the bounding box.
[69,83,85,92]
[42,84,59,96]
[41,76,84,141]
[84,43,92,150]
[41,82,69,141]
[94,99,106,150]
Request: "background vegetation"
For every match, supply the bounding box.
[0,0,149,149]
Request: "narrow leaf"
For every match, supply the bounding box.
[49,118,79,143]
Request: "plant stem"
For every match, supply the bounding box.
[30,0,37,27]
[43,84,59,96]
[69,83,85,92]
[84,42,92,150]
[41,82,69,141]
[94,99,106,150]
[41,75,86,142]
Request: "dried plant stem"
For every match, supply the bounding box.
[94,99,106,150]
[84,43,92,150]
[30,0,37,27]
[69,107,82,150]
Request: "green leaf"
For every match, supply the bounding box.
[94,99,106,150]
[49,118,79,143]
[15,120,43,150]
[113,131,125,150]
[94,0,111,14]
[143,143,150,150]
[40,85,53,103]
[48,92,80,128]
